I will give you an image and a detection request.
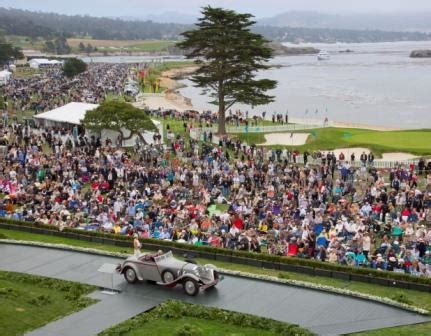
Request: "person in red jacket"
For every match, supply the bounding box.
[287,237,298,257]
[232,214,244,230]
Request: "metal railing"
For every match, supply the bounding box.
[197,123,329,134]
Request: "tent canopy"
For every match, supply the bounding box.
[0,70,11,79]
[33,102,99,125]
[33,102,161,127]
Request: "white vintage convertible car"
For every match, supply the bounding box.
[116,251,221,296]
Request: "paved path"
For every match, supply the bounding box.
[0,244,428,336]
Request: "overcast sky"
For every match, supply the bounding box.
[1,0,431,18]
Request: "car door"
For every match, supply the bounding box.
[137,256,161,281]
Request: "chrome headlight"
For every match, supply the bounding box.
[196,266,212,279]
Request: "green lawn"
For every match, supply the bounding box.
[0,271,96,336]
[0,228,133,254]
[124,317,278,336]
[1,227,431,313]
[349,322,431,336]
[128,40,176,52]
[237,127,431,156]
[99,300,311,336]
[5,35,45,50]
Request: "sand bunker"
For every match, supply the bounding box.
[263,133,310,146]
[137,96,191,112]
[320,148,418,162]
[379,152,418,161]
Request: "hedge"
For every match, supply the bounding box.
[1,217,431,288]
[98,300,314,336]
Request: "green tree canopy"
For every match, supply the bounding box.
[0,35,24,66]
[82,100,157,144]
[177,6,277,134]
[62,58,87,78]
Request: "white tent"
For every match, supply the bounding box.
[33,102,99,127]
[33,102,163,146]
[0,70,12,85]
[29,58,63,69]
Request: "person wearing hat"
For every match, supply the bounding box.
[375,254,386,270]
[133,233,141,257]
[387,256,398,271]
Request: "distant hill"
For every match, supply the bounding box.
[253,25,431,43]
[0,7,189,40]
[1,7,431,44]
[259,11,431,33]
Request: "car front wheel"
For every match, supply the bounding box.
[124,267,137,284]
[161,270,176,284]
[183,278,199,296]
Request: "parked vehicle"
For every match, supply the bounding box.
[116,251,221,296]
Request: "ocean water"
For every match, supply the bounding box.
[178,41,431,129]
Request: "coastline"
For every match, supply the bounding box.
[139,65,408,132]
[138,65,199,111]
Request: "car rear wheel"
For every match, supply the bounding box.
[124,267,137,284]
[161,270,176,284]
[183,278,199,296]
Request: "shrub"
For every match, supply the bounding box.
[0,287,19,298]
[28,294,51,306]
[100,300,314,336]
[174,324,203,336]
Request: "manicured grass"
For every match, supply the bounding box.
[67,38,176,53]
[0,271,96,336]
[13,66,42,78]
[99,300,312,336]
[0,228,133,254]
[349,322,431,336]
[128,41,176,52]
[5,35,45,50]
[125,317,278,336]
[237,127,431,156]
[1,227,431,314]
[238,132,266,144]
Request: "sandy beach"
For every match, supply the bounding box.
[138,65,199,111]
[263,133,310,146]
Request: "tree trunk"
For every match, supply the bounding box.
[217,81,226,135]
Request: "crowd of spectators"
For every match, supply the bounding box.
[0,120,430,278]
[2,63,135,116]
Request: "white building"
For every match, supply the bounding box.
[28,58,63,69]
[0,70,12,85]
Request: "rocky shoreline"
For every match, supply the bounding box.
[267,42,319,56]
[410,50,431,58]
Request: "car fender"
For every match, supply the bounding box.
[158,273,201,287]
[120,262,145,281]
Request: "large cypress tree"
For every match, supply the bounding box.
[177,7,277,135]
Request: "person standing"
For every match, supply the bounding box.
[133,233,141,257]
[360,152,367,167]
[368,152,375,167]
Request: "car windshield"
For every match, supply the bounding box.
[154,251,173,263]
